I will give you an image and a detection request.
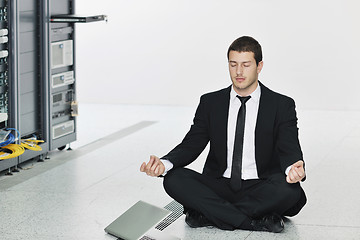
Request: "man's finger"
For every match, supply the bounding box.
[150,155,158,162]
[151,159,160,172]
[286,172,295,183]
[140,162,146,172]
[154,162,165,176]
[291,167,301,179]
[293,166,304,178]
[155,165,160,175]
[286,174,291,183]
[293,160,304,168]
[148,155,159,170]
[288,170,295,182]
[145,158,155,171]
[290,168,301,183]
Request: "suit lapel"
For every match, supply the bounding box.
[213,86,231,163]
[256,82,272,132]
[257,82,277,128]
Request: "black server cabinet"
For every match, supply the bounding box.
[0,0,105,172]
[0,0,16,171]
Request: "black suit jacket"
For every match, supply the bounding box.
[163,82,304,179]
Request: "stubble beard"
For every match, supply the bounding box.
[233,77,258,96]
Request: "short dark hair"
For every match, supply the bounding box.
[227,36,262,65]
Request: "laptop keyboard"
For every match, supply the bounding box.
[155,200,184,231]
[140,236,156,240]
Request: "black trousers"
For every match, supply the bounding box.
[163,168,305,230]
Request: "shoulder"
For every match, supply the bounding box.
[260,82,295,107]
[200,86,231,102]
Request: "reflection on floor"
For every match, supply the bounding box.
[1,103,360,240]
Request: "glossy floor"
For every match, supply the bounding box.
[1,103,360,240]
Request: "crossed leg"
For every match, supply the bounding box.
[163,168,303,230]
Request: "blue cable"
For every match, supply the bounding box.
[0,128,20,147]
[5,128,20,139]
[0,132,15,147]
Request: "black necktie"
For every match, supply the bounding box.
[230,95,251,192]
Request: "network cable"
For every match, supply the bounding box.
[0,128,44,160]
[0,127,19,147]
[0,144,25,160]
[0,132,15,147]
[20,139,44,151]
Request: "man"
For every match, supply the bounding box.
[140,36,306,233]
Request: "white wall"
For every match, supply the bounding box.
[75,0,360,111]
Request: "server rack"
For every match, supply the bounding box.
[16,0,49,165]
[0,0,16,171]
[48,0,77,151]
[0,0,106,173]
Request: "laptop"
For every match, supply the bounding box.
[105,200,179,240]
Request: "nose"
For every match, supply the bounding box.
[236,65,243,75]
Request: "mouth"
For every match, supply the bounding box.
[235,77,245,82]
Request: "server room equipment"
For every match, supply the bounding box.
[0,0,106,173]
[52,120,75,140]
[51,71,75,88]
[51,40,73,69]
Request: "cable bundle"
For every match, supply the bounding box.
[0,128,44,160]
[21,139,44,151]
[0,144,25,160]
[0,132,15,147]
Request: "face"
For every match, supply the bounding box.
[228,51,263,96]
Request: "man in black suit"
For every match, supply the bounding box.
[140,36,306,233]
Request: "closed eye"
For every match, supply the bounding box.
[229,61,237,67]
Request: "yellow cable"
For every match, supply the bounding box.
[23,139,45,143]
[0,137,44,160]
[20,139,44,151]
[0,144,25,160]
[21,142,42,151]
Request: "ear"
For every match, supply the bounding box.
[257,61,264,74]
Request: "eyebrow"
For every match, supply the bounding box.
[229,60,252,64]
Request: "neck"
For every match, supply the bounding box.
[233,80,258,96]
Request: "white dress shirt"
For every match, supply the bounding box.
[223,84,260,179]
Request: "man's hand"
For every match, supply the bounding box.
[140,155,165,177]
[286,160,305,184]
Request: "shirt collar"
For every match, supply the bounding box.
[230,82,261,103]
